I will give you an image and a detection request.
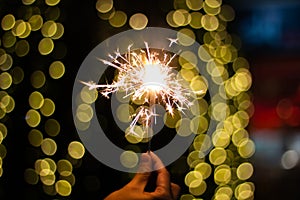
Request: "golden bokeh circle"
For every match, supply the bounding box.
[25,109,41,127]
[28,129,43,147]
[41,138,57,156]
[31,70,46,89]
[1,14,15,31]
[38,38,54,55]
[120,150,139,169]
[49,61,65,79]
[55,180,72,196]
[45,118,60,137]
[29,91,44,109]
[40,98,55,117]
[68,141,85,159]
[129,13,148,30]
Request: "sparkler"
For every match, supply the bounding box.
[81,41,198,150]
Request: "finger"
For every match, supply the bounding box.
[149,151,171,192]
[171,183,181,199]
[129,153,152,189]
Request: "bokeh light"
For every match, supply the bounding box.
[68,141,85,159]
[120,150,139,169]
[129,13,148,30]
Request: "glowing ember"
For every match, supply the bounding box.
[81,42,197,137]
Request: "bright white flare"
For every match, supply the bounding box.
[81,42,194,136]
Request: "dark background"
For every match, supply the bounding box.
[0,0,300,199]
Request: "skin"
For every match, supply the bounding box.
[104,151,181,200]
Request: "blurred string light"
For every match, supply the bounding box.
[94,0,255,199]
[0,0,85,198]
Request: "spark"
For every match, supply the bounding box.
[81,41,195,137]
[167,37,178,47]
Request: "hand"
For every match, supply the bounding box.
[104,151,180,200]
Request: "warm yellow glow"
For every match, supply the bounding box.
[166,11,179,28]
[74,117,90,131]
[164,109,181,128]
[116,104,134,123]
[195,162,212,179]
[41,138,57,156]
[120,150,139,168]
[209,147,227,165]
[55,180,72,196]
[0,123,7,139]
[214,166,231,185]
[40,173,56,186]
[180,51,198,67]
[51,22,64,40]
[96,0,113,13]
[1,14,15,31]
[38,38,54,55]
[45,0,60,6]
[173,9,191,27]
[184,170,203,187]
[97,7,115,20]
[12,20,26,36]
[29,15,43,31]
[216,186,233,200]
[109,11,127,28]
[22,0,35,5]
[198,45,212,62]
[212,129,230,148]
[19,22,31,38]
[49,61,65,79]
[28,129,43,147]
[190,75,207,95]
[43,184,57,196]
[237,162,254,180]
[76,103,93,123]
[40,98,55,117]
[203,2,221,15]
[186,0,203,11]
[205,0,222,8]
[24,168,39,185]
[219,5,235,22]
[180,194,196,200]
[60,173,76,186]
[0,72,12,90]
[35,159,51,176]
[190,115,208,135]
[238,138,255,158]
[57,159,73,176]
[25,109,41,127]
[41,20,57,37]
[45,118,60,137]
[15,40,30,57]
[31,70,46,89]
[235,182,255,199]
[2,31,16,48]
[68,141,85,159]
[187,150,205,168]
[193,133,211,152]
[80,86,98,104]
[129,13,148,30]
[201,14,219,31]
[189,180,206,196]
[189,12,202,29]
[0,144,7,159]
[29,91,44,109]
[176,118,192,137]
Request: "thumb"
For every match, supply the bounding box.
[129,153,152,189]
